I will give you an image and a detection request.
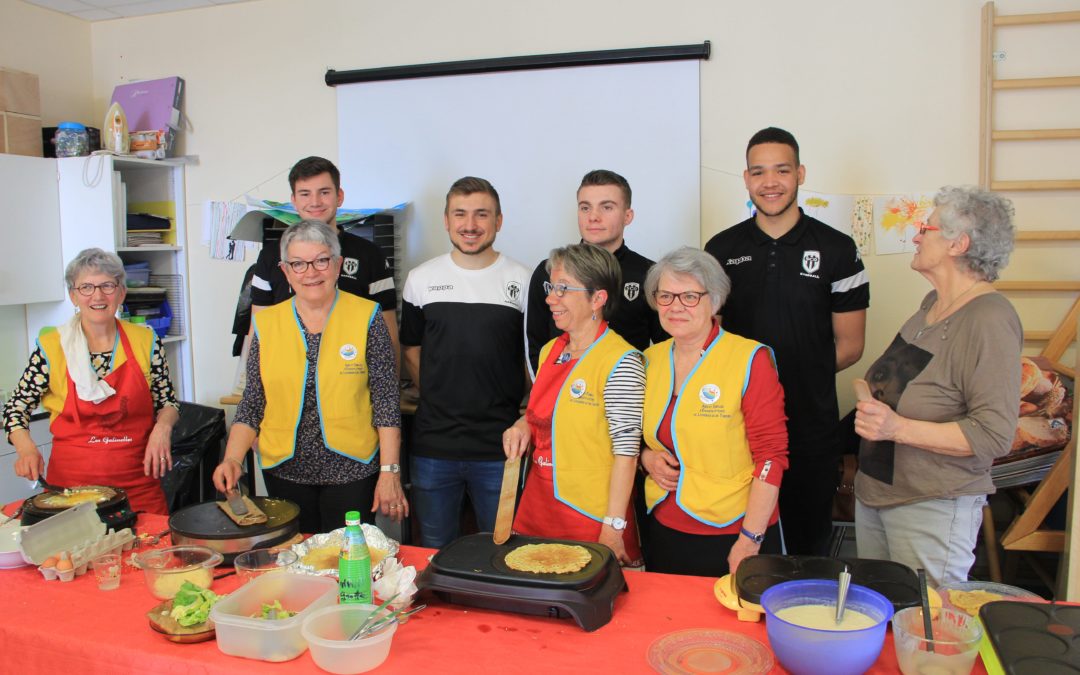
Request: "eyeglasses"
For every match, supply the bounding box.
[917,223,941,236]
[74,281,120,296]
[544,281,594,297]
[283,256,334,273]
[653,290,706,307]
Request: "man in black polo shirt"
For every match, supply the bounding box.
[249,156,398,359]
[704,127,869,556]
[524,169,666,377]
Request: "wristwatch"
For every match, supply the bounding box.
[380,463,401,474]
[602,516,627,531]
[739,526,766,544]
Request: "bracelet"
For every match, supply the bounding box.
[224,457,244,468]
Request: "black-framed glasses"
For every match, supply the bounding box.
[74,281,120,297]
[283,256,334,273]
[544,281,594,297]
[653,290,706,307]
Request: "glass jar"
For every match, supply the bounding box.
[55,122,90,158]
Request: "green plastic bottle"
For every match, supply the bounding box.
[339,510,372,604]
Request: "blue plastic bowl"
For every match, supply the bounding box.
[761,579,894,675]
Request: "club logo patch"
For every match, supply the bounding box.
[802,250,821,274]
[342,257,359,276]
[623,282,640,302]
[505,281,522,303]
[569,379,587,399]
[340,343,358,361]
[699,383,720,405]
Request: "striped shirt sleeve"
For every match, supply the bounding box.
[603,352,646,457]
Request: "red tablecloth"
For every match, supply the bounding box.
[0,511,986,674]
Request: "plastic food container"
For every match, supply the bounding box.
[936,580,1043,618]
[761,579,894,675]
[210,573,337,662]
[55,122,90,157]
[132,545,223,599]
[302,604,398,674]
[234,548,298,583]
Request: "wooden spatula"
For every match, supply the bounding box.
[853,378,873,402]
[493,456,521,545]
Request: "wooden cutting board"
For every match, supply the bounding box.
[147,599,216,643]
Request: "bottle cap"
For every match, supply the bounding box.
[345,510,361,523]
[58,122,87,131]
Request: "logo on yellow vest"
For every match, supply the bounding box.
[569,379,587,398]
[340,343,358,361]
[699,383,720,405]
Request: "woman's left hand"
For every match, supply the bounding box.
[727,535,761,576]
[143,422,173,478]
[372,472,409,522]
[854,399,904,442]
[598,524,633,566]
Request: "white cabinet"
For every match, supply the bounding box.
[23,155,194,401]
[0,155,64,305]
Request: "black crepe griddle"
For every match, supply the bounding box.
[417,533,627,632]
[735,555,920,611]
[168,497,300,564]
[980,600,1080,674]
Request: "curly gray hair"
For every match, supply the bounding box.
[933,186,1015,282]
[65,248,126,289]
[644,246,731,311]
[279,219,342,261]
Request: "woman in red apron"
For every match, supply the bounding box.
[503,245,644,566]
[3,249,179,515]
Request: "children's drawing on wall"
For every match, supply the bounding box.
[799,190,855,237]
[873,195,933,255]
[203,201,247,261]
[852,196,873,256]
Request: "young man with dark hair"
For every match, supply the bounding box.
[400,176,530,548]
[704,127,869,556]
[524,169,666,377]
[249,156,398,358]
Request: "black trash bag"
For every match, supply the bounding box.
[160,402,226,513]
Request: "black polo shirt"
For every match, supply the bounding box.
[524,241,667,375]
[704,210,869,456]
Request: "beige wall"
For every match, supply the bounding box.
[5,0,1079,414]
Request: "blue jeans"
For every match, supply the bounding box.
[855,494,987,588]
[409,456,504,548]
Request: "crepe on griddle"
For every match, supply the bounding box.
[504,543,591,574]
[35,487,113,509]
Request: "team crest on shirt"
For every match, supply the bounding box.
[504,281,522,303]
[623,282,640,302]
[802,250,821,274]
[699,383,720,405]
[342,257,359,277]
[339,343,358,361]
[569,379,587,398]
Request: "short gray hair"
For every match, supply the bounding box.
[933,186,1015,282]
[65,248,125,289]
[546,243,622,320]
[645,247,731,311]
[279,219,341,261]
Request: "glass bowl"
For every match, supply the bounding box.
[893,606,982,675]
[132,545,223,599]
[234,548,298,582]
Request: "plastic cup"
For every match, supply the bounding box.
[92,553,122,590]
[893,606,982,675]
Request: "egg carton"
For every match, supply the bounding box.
[37,528,135,582]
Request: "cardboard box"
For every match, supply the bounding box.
[1,111,42,157]
[0,68,41,117]
[109,77,183,158]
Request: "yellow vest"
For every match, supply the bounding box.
[540,328,640,521]
[254,292,380,468]
[38,321,154,424]
[642,330,768,527]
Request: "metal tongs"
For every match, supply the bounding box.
[835,565,852,625]
[350,604,427,640]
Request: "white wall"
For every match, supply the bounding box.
[1,0,1074,414]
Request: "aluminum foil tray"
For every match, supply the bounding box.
[288,524,399,580]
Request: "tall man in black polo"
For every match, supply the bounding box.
[705,127,869,556]
[249,156,398,359]
[525,169,666,377]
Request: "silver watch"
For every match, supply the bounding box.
[603,516,627,531]
[380,463,401,474]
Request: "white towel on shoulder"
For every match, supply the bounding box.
[57,313,116,404]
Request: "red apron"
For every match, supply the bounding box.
[47,323,168,515]
[512,337,642,564]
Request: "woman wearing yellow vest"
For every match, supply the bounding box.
[3,249,180,515]
[640,247,788,576]
[503,244,645,565]
[212,221,405,534]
